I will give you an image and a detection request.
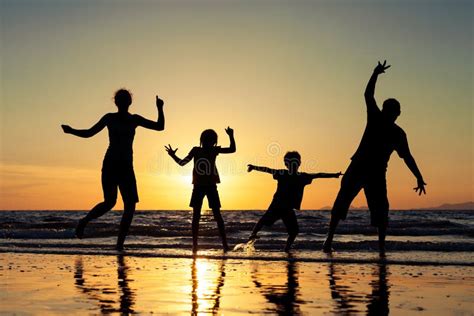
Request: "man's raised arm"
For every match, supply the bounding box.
[365,60,391,114]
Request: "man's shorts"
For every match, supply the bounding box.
[190,185,221,209]
[332,162,389,226]
[102,160,139,204]
[260,208,299,235]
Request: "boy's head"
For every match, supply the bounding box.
[200,129,218,148]
[114,89,132,111]
[284,151,301,172]
[382,98,401,123]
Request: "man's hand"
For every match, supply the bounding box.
[156,95,164,108]
[247,164,255,172]
[165,144,178,156]
[225,126,234,137]
[61,124,73,134]
[413,179,427,195]
[374,60,391,75]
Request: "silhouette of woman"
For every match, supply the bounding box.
[62,89,165,250]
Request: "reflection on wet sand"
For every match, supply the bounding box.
[10,253,468,314]
[328,261,390,315]
[367,263,389,316]
[74,255,135,314]
[191,258,226,315]
[251,257,303,315]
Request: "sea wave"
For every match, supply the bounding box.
[1,210,472,264]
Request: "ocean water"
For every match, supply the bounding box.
[0,210,473,265]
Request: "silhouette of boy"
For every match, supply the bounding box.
[165,127,236,253]
[248,151,341,252]
[323,61,426,255]
[62,89,165,250]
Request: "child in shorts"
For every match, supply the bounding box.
[165,127,236,253]
[247,151,341,252]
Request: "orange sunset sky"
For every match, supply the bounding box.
[1,0,472,210]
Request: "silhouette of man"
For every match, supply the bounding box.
[62,89,165,250]
[323,61,426,255]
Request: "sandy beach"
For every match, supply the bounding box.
[1,253,472,315]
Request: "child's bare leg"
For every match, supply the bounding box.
[249,217,265,240]
[76,200,116,238]
[192,207,201,253]
[212,208,229,251]
[283,212,299,252]
[116,202,136,250]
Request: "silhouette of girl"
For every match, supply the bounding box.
[165,127,236,253]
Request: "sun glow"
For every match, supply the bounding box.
[1,1,472,210]
[181,175,193,185]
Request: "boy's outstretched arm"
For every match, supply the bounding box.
[247,164,278,175]
[165,144,193,166]
[134,95,165,131]
[61,115,108,138]
[365,60,390,114]
[309,172,343,180]
[403,154,426,195]
[219,126,236,154]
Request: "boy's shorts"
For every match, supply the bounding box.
[332,162,389,227]
[260,208,299,235]
[102,160,139,204]
[190,185,221,209]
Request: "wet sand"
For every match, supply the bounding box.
[1,253,473,315]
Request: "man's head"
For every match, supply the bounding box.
[114,89,132,112]
[382,98,401,123]
[284,151,301,173]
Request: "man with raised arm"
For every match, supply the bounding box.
[323,61,426,255]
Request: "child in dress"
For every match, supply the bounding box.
[165,127,236,253]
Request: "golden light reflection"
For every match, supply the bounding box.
[191,258,226,315]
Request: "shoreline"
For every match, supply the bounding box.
[1,249,473,267]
